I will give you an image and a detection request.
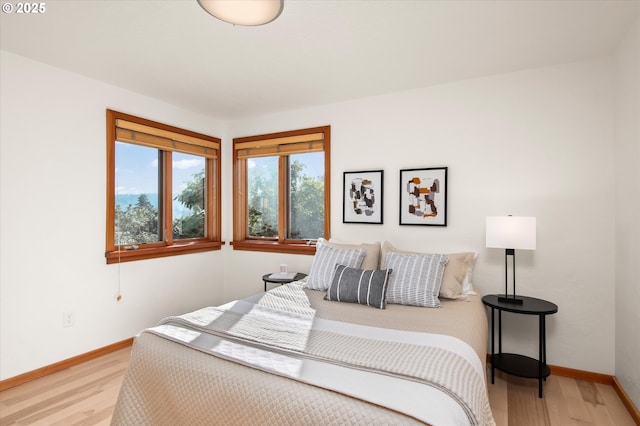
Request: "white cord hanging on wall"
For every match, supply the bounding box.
[115,171,123,302]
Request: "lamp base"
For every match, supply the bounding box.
[498,295,524,304]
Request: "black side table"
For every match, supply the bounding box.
[262,272,307,291]
[482,294,558,398]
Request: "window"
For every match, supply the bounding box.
[105,110,222,263]
[232,126,330,254]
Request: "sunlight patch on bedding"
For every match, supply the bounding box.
[149,324,304,377]
[211,340,304,377]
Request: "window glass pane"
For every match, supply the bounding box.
[114,142,161,245]
[288,152,324,240]
[172,152,206,240]
[247,156,279,238]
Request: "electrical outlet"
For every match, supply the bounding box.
[63,311,75,327]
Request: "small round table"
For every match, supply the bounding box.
[482,294,558,398]
[262,272,307,292]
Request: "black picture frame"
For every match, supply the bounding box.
[399,167,447,226]
[343,170,384,224]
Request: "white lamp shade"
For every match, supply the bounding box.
[197,0,284,26]
[486,216,536,250]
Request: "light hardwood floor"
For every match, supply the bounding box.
[0,346,636,426]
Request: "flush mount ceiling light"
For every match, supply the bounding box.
[197,0,284,26]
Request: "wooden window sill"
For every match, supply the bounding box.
[231,240,316,255]
[106,241,225,264]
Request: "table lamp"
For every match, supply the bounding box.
[486,216,536,304]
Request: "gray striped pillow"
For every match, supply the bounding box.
[324,265,392,309]
[305,245,366,291]
[384,252,448,307]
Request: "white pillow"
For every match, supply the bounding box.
[321,238,381,270]
[461,252,479,295]
[384,252,448,308]
[305,244,366,291]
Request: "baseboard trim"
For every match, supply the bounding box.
[549,364,613,385]
[0,337,134,392]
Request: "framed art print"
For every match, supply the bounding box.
[399,167,447,226]
[343,170,383,224]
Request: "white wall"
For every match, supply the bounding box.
[614,18,640,408]
[227,57,618,375]
[0,51,229,380]
[0,48,627,382]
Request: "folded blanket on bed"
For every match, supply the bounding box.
[148,283,494,426]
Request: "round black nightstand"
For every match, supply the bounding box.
[482,294,558,398]
[262,272,307,292]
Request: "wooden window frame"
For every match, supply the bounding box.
[232,126,331,255]
[105,109,223,264]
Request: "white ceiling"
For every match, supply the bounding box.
[1,1,638,120]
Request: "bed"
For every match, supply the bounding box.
[111,241,495,426]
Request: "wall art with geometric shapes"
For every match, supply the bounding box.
[343,170,383,224]
[399,167,447,226]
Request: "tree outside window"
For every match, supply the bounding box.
[233,126,330,255]
[106,110,222,263]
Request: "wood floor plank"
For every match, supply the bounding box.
[557,375,595,424]
[586,400,619,426]
[0,348,130,426]
[487,369,509,426]
[595,382,637,426]
[578,380,605,406]
[579,381,618,426]
[542,375,581,426]
[506,376,550,426]
[32,373,124,426]
[1,357,125,410]
[0,363,127,421]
